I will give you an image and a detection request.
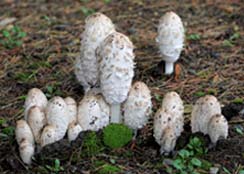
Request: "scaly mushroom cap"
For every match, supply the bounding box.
[156,11,184,63]
[77,94,110,131]
[153,108,183,154]
[40,125,56,147]
[24,88,48,120]
[64,97,77,125]
[45,96,69,141]
[75,12,115,91]
[123,81,152,130]
[27,106,46,144]
[208,114,228,144]
[15,120,34,145]
[97,31,135,105]
[19,139,35,164]
[67,122,82,142]
[191,95,221,134]
[162,91,184,117]
[159,127,177,155]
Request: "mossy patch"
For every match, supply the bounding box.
[103,123,133,149]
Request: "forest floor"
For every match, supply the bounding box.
[0,0,243,174]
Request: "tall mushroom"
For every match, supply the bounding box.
[123,81,152,136]
[97,32,135,123]
[24,88,48,120]
[40,96,69,147]
[156,11,184,75]
[15,120,35,164]
[77,94,110,131]
[75,12,115,92]
[191,95,228,146]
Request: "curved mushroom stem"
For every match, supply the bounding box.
[165,62,174,75]
[110,104,121,123]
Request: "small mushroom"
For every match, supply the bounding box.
[75,12,115,92]
[67,122,82,142]
[208,114,228,145]
[97,31,135,123]
[19,139,35,165]
[159,126,177,155]
[64,97,77,126]
[191,95,221,134]
[15,120,35,164]
[156,11,184,75]
[40,97,69,147]
[27,106,46,144]
[40,125,56,147]
[24,88,48,120]
[77,94,110,131]
[123,81,152,134]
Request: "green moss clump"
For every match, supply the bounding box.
[103,123,133,149]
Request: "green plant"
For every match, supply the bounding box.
[98,164,121,174]
[103,123,133,149]
[82,132,104,156]
[187,33,201,41]
[194,91,205,97]
[166,137,211,174]
[45,84,63,98]
[0,26,26,49]
[223,32,240,47]
[81,6,95,16]
[232,98,243,104]
[45,159,64,173]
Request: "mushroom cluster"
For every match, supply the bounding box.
[153,92,184,155]
[191,95,228,146]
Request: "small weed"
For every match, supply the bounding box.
[166,137,211,174]
[45,83,63,98]
[81,6,95,16]
[194,91,205,97]
[104,0,111,4]
[235,125,244,136]
[103,123,133,149]
[223,167,231,174]
[82,132,104,157]
[1,125,15,139]
[232,98,244,104]
[187,33,201,41]
[0,26,26,49]
[45,159,64,173]
[98,164,121,174]
[223,32,240,47]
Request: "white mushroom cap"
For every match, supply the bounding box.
[123,81,152,130]
[153,108,183,154]
[75,12,115,91]
[64,97,77,125]
[40,125,56,147]
[162,91,184,117]
[156,11,184,74]
[67,122,82,142]
[27,106,46,144]
[19,139,35,164]
[191,95,221,134]
[159,127,177,155]
[15,120,34,145]
[24,88,48,120]
[97,31,135,105]
[77,94,110,131]
[208,114,228,144]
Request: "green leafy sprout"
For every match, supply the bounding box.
[0,26,26,49]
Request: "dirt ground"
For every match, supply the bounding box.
[0,0,243,173]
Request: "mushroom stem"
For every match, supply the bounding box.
[110,104,121,123]
[165,62,174,75]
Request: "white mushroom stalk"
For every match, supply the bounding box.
[40,96,69,147]
[123,81,152,135]
[15,120,35,164]
[24,88,48,120]
[191,95,228,145]
[97,31,135,123]
[77,94,110,131]
[27,106,46,144]
[75,12,115,92]
[156,11,184,75]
